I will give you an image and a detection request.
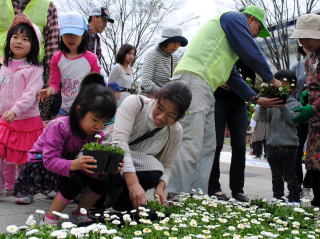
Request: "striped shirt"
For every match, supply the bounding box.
[13,0,59,82]
[141,46,177,93]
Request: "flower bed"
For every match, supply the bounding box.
[1,193,320,239]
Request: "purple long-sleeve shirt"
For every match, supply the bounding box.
[28,116,98,177]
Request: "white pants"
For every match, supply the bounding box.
[168,73,216,194]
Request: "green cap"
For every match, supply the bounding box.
[243,5,270,38]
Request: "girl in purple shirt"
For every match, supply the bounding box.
[15,79,117,225]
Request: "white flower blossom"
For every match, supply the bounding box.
[35,209,45,215]
[26,229,39,236]
[26,215,36,226]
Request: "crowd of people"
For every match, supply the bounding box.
[1,0,320,225]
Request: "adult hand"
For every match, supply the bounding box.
[270,78,282,88]
[220,83,230,90]
[37,87,55,101]
[2,110,16,123]
[292,105,316,124]
[70,155,97,174]
[128,183,146,208]
[256,97,284,108]
[299,90,309,106]
[154,181,167,205]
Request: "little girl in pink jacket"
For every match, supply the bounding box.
[0,14,44,196]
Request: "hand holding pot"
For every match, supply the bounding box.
[71,155,97,174]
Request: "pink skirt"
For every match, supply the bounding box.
[0,116,44,165]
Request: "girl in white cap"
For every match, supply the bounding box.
[141,26,188,95]
[38,11,101,116]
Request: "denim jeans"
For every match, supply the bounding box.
[208,97,248,195]
[267,146,300,201]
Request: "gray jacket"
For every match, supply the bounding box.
[259,97,301,147]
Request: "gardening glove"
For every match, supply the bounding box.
[299,90,309,106]
[292,105,316,124]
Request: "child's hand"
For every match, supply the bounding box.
[2,110,16,123]
[71,156,97,174]
[37,87,55,101]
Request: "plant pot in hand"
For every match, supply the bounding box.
[83,149,110,173]
[83,142,125,174]
[105,152,124,174]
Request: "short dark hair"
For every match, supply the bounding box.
[59,31,89,54]
[4,23,40,66]
[116,43,136,65]
[154,81,192,121]
[88,16,93,23]
[159,39,181,49]
[69,83,117,137]
[79,73,106,92]
[274,69,297,87]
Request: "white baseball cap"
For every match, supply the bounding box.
[59,11,88,36]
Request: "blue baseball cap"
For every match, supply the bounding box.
[108,82,124,91]
[59,11,88,36]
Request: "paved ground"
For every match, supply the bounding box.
[0,148,275,233]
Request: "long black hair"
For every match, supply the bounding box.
[154,81,192,121]
[4,23,40,66]
[69,80,117,137]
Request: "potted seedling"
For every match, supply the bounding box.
[83,135,124,174]
[259,83,290,104]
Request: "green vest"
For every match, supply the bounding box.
[0,0,51,60]
[174,15,239,92]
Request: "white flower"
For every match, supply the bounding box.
[278,87,283,91]
[134,231,142,236]
[130,221,138,226]
[35,209,45,215]
[143,228,152,233]
[113,237,122,239]
[61,222,76,229]
[29,237,40,239]
[107,229,117,234]
[112,219,121,225]
[292,221,300,228]
[123,214,131,222]
[80,208,87,215]
[26,229,39,236]
[95,134,102,139]
[291,230,299,235]
[228,226,236,231]
[6,225,18,234]
[283,78,288,82]
[261,231,277,238]
[139,211,149,217]
[308,235,316,239]
[293,207,305,213]
[26,215,36,226]
[156,211,165,218]
[50,230,67,238]
[313,207,319,212]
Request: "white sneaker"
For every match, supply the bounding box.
[301,188,312,200]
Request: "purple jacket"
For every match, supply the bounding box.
[28,116,98,177]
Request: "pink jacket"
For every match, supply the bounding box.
[0,63,43,120]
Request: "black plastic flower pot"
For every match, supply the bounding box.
[83,149,110,173]
[105,152,124,174]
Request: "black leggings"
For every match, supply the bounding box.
[113,171,162,211]
[59,172,110,200]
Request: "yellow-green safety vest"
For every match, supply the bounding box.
[0,0,51,60]
[174,15,239,92]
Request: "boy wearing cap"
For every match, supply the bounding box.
[168,6,283,200]
[88,7,114,62]
[291,14,320,207]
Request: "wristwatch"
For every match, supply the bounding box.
[251,95,260,104]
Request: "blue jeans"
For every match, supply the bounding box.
[208,97,248,195]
